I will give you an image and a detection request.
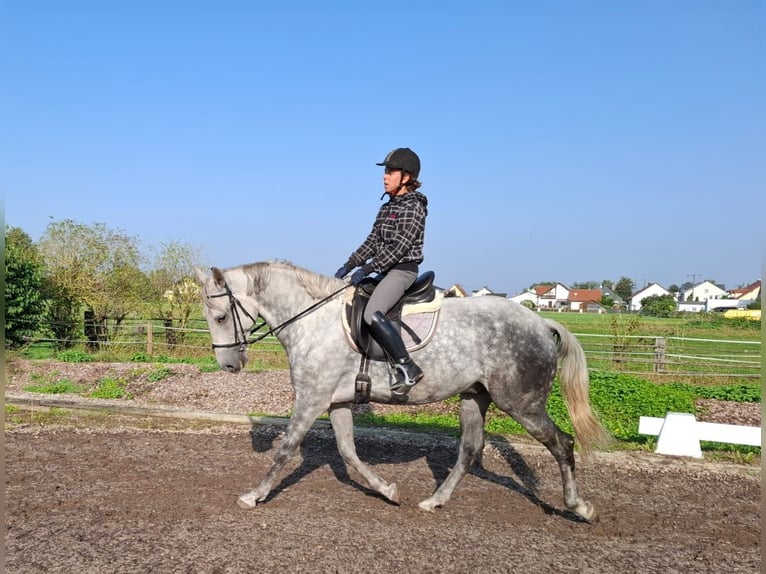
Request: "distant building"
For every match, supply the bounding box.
[472,286,507,297]
[567,289,604,313]
[681,280,727,302]
[629,283,671,312]
[729,280,761,302]
[509,289,538,306]
[443,284,468,298]
[534,283,570,309]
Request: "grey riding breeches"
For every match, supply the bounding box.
[363,268,418,324]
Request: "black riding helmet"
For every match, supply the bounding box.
[376,147,420,179]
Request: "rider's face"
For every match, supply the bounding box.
[383,167,411,196]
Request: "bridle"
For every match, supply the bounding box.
[207,281,350,351]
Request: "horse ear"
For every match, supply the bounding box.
[211,267,226,289]
[194,267,208,284]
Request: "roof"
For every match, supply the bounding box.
[534,284,563,296]
[568,289,602,303]
[729,280,761,299]
[631,282,668,298]
[444,284,468,298]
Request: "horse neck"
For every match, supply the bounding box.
[239,263,324,331]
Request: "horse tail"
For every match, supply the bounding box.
[546,319,612,455]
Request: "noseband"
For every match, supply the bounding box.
[207,281,350,351]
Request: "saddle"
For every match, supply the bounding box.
[344,271,440,362]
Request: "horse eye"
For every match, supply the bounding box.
[215,315,227,324]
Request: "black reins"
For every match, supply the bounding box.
[208,282,350,350]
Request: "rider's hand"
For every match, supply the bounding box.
[350,268,366,285]
[334,265,349,279]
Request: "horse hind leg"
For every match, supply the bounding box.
[503,404,598,522]
[419,388,491,512]
[329,404,400,504]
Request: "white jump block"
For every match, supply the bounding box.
[638,412,762,458]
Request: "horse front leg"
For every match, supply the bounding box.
[329,404,400,504]
[419,389,491,511]
[237,398,327,509]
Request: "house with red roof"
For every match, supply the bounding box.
[729,280,761,302]
[567,289,604,313]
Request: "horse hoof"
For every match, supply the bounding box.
[575,501,598,523]
[386,483,400,505]
[584,506,599,523]
[418,499,438,512]
[237,492,258,509]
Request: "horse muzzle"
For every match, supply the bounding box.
[214,347,248,373]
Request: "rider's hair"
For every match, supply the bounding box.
[404,179,422,192]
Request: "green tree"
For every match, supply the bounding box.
[639,294,677,317]
[614,276,635,301]
[37,219,146,348]
[571,281,599,289]
[148,241,205,346]
[600,295,615,309]
[41,280,81,349]
[4,226,46,347]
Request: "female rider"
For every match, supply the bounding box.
[335,147,428,392]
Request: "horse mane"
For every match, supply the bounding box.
[240,260,342,300]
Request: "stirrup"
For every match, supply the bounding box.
[390,363,423,396]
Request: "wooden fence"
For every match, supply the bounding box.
[18,319,762,383]
[573,333,761,381]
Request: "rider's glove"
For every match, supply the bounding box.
[350,268,366,285]
[334,265,350,279]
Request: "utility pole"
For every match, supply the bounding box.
[687,274,699,302]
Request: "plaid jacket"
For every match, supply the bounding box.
[346,191,428,274]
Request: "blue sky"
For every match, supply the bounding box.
[3,1,764,294]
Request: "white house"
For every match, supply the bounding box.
[682,280,727,302]
[535,283,570,309]
[472,286,507,297]
[509,289,538,306]
[629,283,671,312]
[443,284,468,298]
[677,301,706,313]
[729,280,761,302]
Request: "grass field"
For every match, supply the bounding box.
[538,310,761,340]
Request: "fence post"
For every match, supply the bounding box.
[147,323,153,356]
[654,337,666,372]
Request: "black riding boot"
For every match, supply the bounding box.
[368,311,424,393]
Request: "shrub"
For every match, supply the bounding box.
[23,378,84,395]
[89,377,132,399]
[57,350,92,363]
[147,366,171,382]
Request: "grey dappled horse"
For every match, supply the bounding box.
[195,261,610,522]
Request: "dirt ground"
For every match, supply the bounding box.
[4,411,761,574]
[4,360,762,573]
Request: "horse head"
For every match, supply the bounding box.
[195,266,256,373]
